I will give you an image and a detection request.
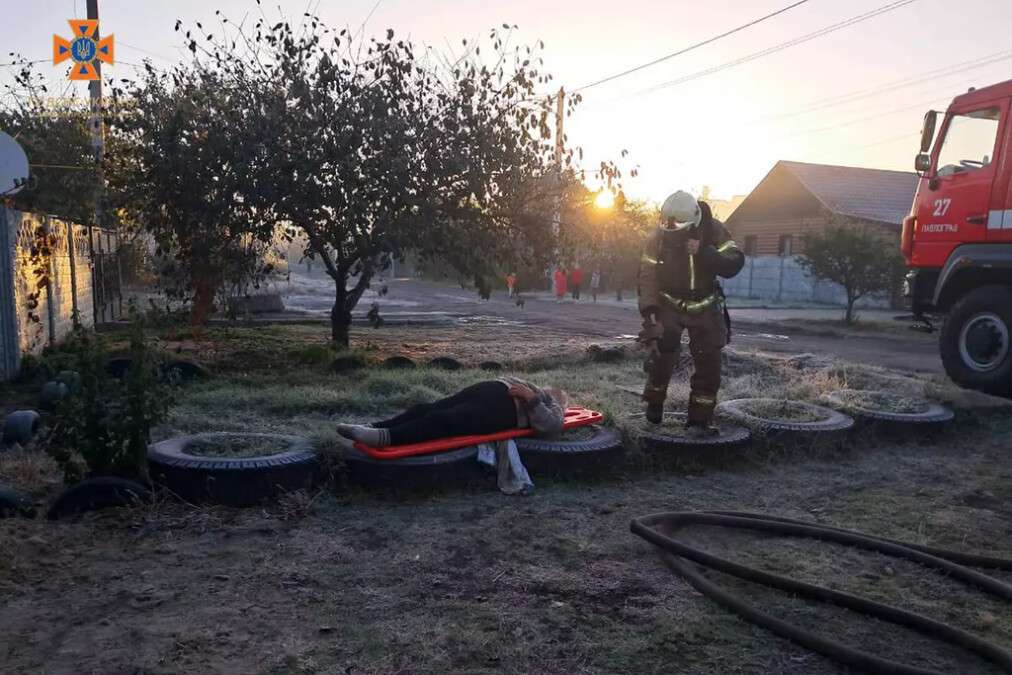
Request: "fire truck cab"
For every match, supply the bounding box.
[903,78,1012,397]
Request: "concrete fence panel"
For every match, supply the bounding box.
[722,255,891,308]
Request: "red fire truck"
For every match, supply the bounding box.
[903,79,1012,397]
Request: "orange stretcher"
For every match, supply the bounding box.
[353,407,604,460]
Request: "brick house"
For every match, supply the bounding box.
[725,160,919,256]
[720,161,918,305]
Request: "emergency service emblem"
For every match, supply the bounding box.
[53,20,114,81]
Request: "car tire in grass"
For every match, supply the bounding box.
[106,357,133,379]
[0,484,35,518]
[428,356,463,371]
[383,356,417,370]
[343,445,484,490]
[587,345,626,363]
[55,370,81,393]
[46,476,151,520]
[627,412,751,456]
[39,381,69,410]
[515,426,624,474]
[940,286,1012,398]
[148,432,317,507]
[716,398,854,438]
[2,410,41,447]
[332,353,367,374]
[161,359,211,383]
[106,357,211,383]
[822,390,954,428]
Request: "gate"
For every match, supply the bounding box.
[90,227,123,324]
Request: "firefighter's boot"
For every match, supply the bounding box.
[643,351,677,424]
[686,332,723,430]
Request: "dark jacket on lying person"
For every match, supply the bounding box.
[337,378,568,448]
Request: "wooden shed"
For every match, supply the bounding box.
[725,160,919,256]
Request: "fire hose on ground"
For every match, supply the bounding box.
[630,511,1012,674]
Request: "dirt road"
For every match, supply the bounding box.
[283,276,942,376]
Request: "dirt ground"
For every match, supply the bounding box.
[284,276,944,375]
[1,322,1011,674]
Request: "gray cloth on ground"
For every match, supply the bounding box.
[476,439,533,495]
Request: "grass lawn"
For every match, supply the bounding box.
[1,323,1011,674]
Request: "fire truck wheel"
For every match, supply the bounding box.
[941,285,1012,398]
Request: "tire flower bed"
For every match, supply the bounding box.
[716,398,855,436]
[148,433,317,507]
[183,435,293,458]
[737,399,829,423]
[823,390,955,426]
[625,412,751,454]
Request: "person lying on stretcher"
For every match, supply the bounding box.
[337,377,569,448]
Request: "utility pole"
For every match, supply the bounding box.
[554,87,565,169]
[86,0,104,171]
[86,0,108,323]
[551,87,565,295]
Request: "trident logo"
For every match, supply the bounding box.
[53,20,114,81]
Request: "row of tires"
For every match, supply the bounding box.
[0,391,955,518]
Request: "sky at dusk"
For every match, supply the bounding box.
[6,0,1012,202]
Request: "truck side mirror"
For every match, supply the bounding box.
[920,110,938,153]
[915,153,932,173]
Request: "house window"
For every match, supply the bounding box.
[778,234,793,257]
[744,235,758,256]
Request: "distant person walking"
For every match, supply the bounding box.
[476,274,492,301]
[570,265,584,301]
[590,269,601,302]
[506,273,517,298]
[554,268,567,302]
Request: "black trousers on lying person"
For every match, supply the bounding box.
[373,381,519,445]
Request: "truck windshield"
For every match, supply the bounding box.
[936,107,1000,177]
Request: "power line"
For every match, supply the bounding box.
[573,0,813,93]
[119,40,177,64]
[119,59,167,74]
[779,94,950,141]
[750,49,1012,125]
[354,0,384,41]
[753,75,996,140]
[627,0,920,100]
[855,130,920,150]
[30,163,92,171]
[0,59,48,68]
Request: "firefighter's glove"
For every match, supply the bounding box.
[639,318,663,345]
[639,319,663,365]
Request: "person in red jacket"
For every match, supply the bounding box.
[554,267,567,302]
[570,265,584,301]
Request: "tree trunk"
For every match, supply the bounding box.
[845,294,856,324]
[331,299,352,348]
[330,272,351,347]
[191,281,215,328]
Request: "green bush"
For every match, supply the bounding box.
[43,311,172,484]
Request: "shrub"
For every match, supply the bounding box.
[43,311,171,484]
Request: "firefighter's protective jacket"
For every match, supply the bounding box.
[638,218,745,317]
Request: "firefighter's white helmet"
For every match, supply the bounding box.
[660,190,701,231]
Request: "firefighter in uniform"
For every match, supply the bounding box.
[638,190,745,433]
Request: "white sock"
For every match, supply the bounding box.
[337,424,390,447]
